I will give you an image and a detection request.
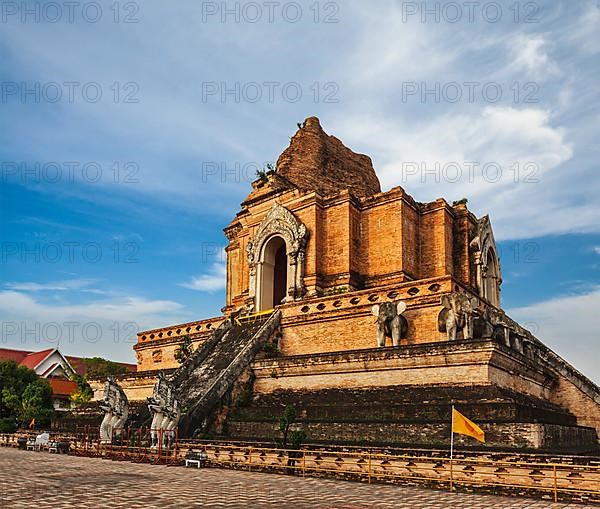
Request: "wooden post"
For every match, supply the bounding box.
[158,429,162,464]
[302,450,306,477]
[450,405,455,493]
[553,465,558,503]
[248,447,252,472]
[174,429,179,466]
[368,453,372,484]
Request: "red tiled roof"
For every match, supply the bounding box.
[0,348,31,364]
[0,347,136,376]
[48,378,78,397]
[20,349,55,370]
[65,356,87,376]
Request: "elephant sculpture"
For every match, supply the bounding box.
[371,301,408,347]
[438,293,479,341]
[476,305,510,345]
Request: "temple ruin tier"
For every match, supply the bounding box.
[93,117,600,452]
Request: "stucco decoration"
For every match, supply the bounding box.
[246,202,309,310]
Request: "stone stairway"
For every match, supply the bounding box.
[172,311,281,433]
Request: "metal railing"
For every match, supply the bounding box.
[67,426,179,464]
[234,309,273,325]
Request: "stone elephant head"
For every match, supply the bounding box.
[438,293,478,341]
[474,305,510,344]
[371,301,408,347]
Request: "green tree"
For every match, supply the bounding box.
[20,379,54,425]
[174,335,194,364]
[277,405,306,473]
[279,404,297,447]
[69,374,94,407]
[0,361,54,428]
[0,361,37,418]
[83,357,128,379]
[288,429,307,448]
[0,417,17,433]
[278,405,306,449]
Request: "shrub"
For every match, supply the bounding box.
[0,417,17,433]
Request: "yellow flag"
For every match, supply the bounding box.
[452,408,485,443]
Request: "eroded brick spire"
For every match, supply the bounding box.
[275,116,381,198]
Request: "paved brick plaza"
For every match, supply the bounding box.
[0,448,596,508]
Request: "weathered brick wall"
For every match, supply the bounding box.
[277,278,453,356]
[225,185,480,308]
[228,421,597,449]
[222,122,484,309]
[134,316,222,371]
[319,198,352,287]
[359,196,404,285]
[401,199,420,279]
[90,369,175,402]
[253,340,497,393]
[250,339,589,416]
[233,385,575,425]
[275,116,381,199]
[419,200,456,279]
[453,205,477,287]
[548,367,600,437]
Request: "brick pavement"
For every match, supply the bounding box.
[0,448,596,508]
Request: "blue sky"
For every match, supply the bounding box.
[0,1,599,383]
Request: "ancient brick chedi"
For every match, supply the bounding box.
[100,117,600,451]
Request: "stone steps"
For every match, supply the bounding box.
[173,312,281,434]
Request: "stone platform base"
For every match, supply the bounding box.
[228,420,598,450]
[227,385,599,450]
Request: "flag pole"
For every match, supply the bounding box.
[450,404,455,459]
[450,405,454,493]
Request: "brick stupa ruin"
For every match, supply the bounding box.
[94,117,600,451]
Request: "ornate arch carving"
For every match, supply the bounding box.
[470,215,502,307]
[246,203,309,310]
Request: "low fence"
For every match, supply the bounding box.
[193,443,600,503]
[70,426,180,465]
[2,432,599,503]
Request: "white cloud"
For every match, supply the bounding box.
[333,105,588,239]
[568,2,600,54]
[4,279,96,292]
[180,263,227,292]
[0,291,187,362]
[508,287,600,386]
[594,246,600,255]
[342,3,460,85]
[508,34,559,80]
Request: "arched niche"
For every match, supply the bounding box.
[256,235,288,310]
[470,215,502,308]
[246,203,309,311]
[484,247,500,306]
